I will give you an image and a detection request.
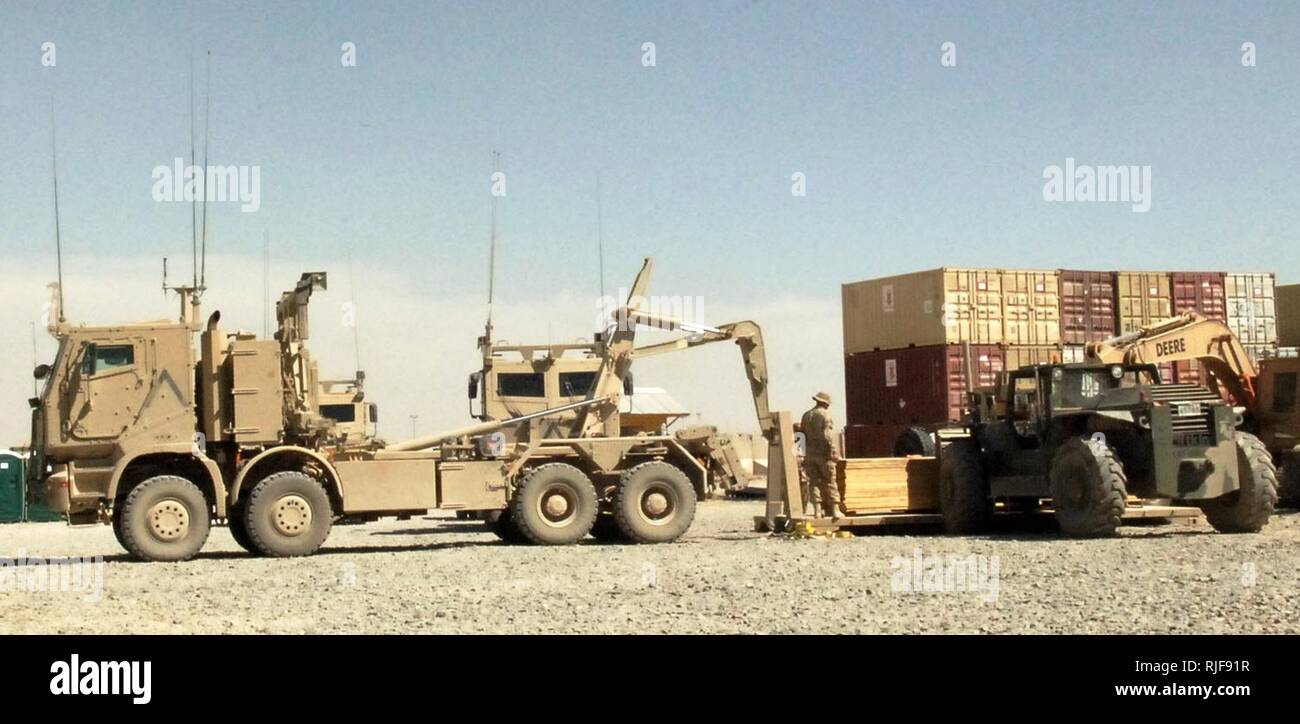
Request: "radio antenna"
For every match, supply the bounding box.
[189,52,197,289]
[596,171,606,302]
[199,49,211,292]
[484,150,500,342]
[347,246,362,374]
[50,99,65,323]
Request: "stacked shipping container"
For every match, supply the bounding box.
[842,267,1279,457]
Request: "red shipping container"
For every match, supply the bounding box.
[1059,270,1116,344]
[1171,271,1227,321]
[844,345,1006,427]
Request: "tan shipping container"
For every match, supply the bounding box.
[1115,272,1172,334]
[1273,283,1299,347]
[1226,272,1277,345]
[842,268,1060,353]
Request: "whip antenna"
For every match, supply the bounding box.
[199,49,211,291]
[50,99,65,323]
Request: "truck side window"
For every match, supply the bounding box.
[1273,372,1297,414]
[320,404,357,423]
[558,371,598,397]
[81,344,134,376]
[497,372,545,398]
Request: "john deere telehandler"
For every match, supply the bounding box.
[941,361,1277,537]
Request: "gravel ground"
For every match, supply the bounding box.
[1,501,1297,634]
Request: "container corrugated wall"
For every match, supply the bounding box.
[842,268,1061,353]
[1227,272,1278,345]
[1279,283,1300,347]
[1171,271,1227,320]
[1059,270,1115,344]
[1115,272,1172,334]
[844,344,1006,426]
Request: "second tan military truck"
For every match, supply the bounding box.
[28,259,786,561]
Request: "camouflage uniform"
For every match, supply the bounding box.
[800,396,841,518]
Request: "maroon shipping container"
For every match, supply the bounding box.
[844,345,1007,427]
[1171,271,1227,321]
[1059,270,1116,344]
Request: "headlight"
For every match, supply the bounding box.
[1111,365,1123,379]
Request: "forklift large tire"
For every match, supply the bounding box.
[242,471,334,557]
[227,503,258,554]
[509,463,598,545]
[117,475,212,562]
[939,438,992,534]
[893,426,937,457]
[589,514,627,543]
[1049,436,1127,538]
[1201,433,1278,534]
[613,461,697,544]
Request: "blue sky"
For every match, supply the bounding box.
[0,1,1297,442]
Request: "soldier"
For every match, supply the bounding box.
[800,391,843,519]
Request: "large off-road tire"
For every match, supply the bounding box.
[939,438,992,534]
[1049,436,1127,538]
[1279,447,1300,508]
[893,426,937,457]
[1201,433,1278,534]
[613,461,697,544]
[227,503,258,554]
[242,471,334,557]
[589,513,627,543]
[509,463,598,545]
[116,475,212,562]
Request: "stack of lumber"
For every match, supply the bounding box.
[838,457,940,514]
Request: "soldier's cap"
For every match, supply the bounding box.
[813,391,832,405]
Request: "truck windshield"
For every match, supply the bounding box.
[1054,369,1115,408]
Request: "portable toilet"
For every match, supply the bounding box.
[0,450,61,523]
[0,450,24,523]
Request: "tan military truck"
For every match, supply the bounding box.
[29,259,788,561]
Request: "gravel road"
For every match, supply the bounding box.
[2,501,1297,634]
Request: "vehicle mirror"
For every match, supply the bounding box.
[467,372,480,399]
[368,403,379,423]
[623,373,634,397]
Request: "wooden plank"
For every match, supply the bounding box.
[838,455,939,514]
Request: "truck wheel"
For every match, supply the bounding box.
[487,508,530,544]
[1202,433,1278,534]
[509,463,598,545]
[243,471,334,557]
[939,439,992,534]
[227,504,258,554]
[117,475,212,562]
[590,514,627,543]
[613,461,697,544]
[893,426,937,457]
[1049,436,1127,538]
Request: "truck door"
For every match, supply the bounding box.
[67,340,148,439]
